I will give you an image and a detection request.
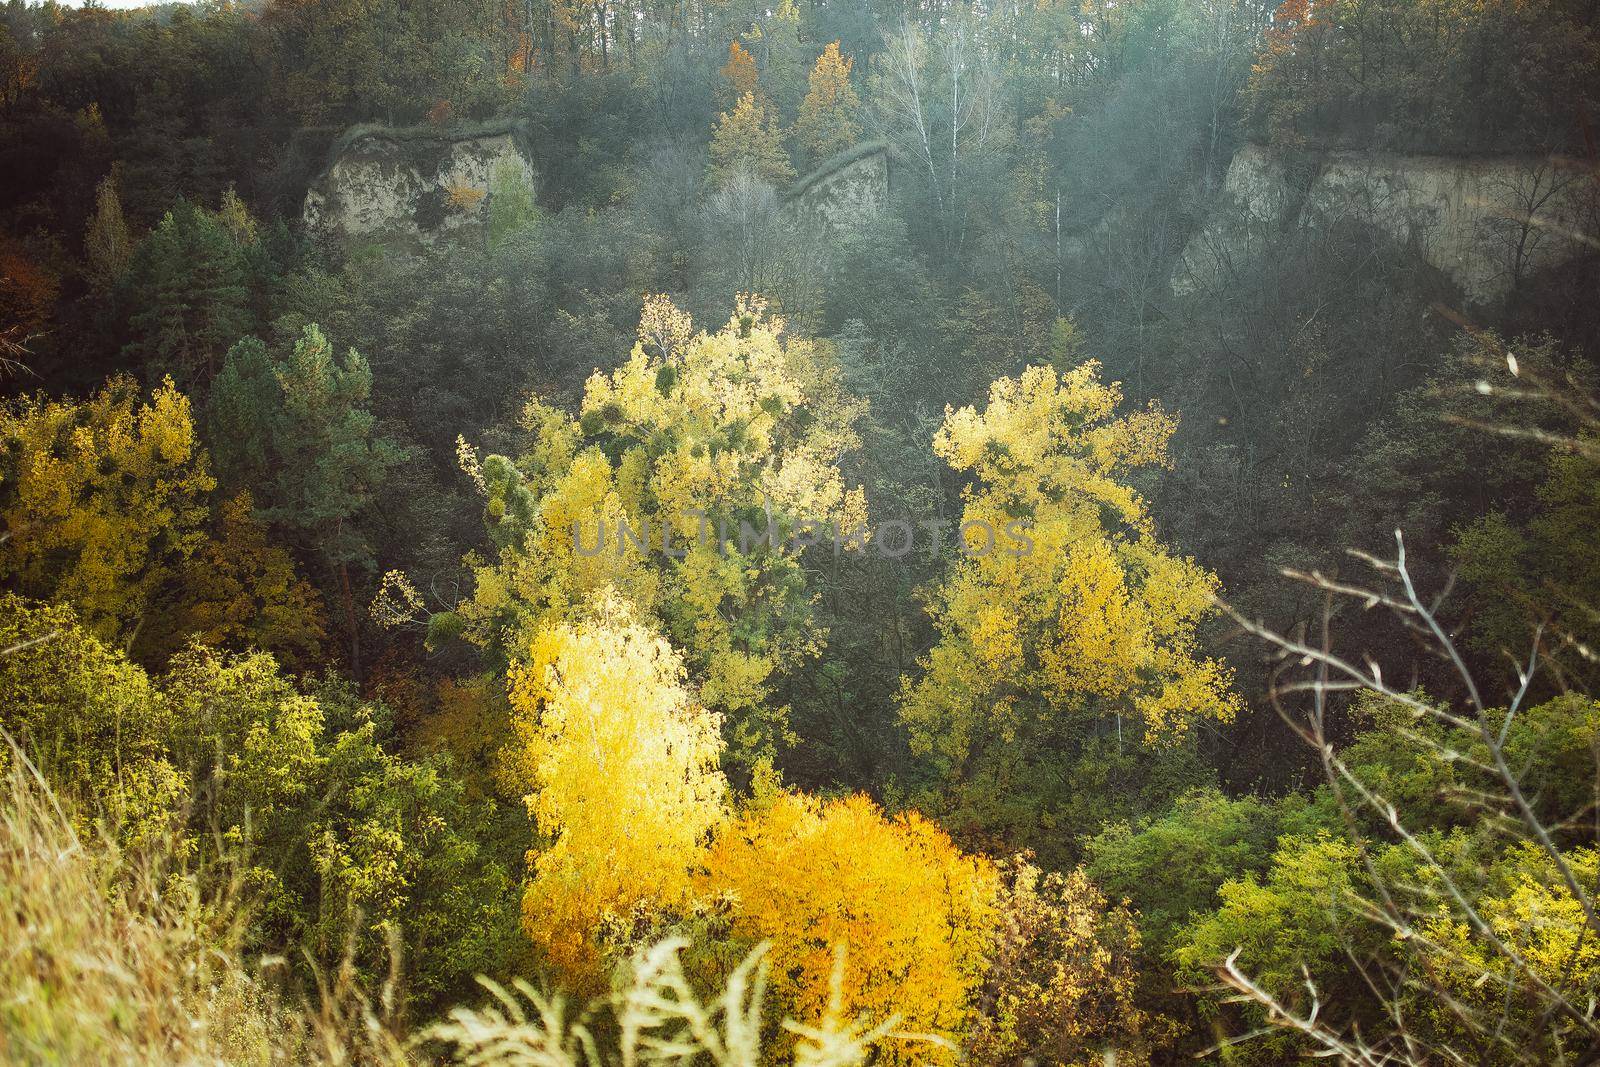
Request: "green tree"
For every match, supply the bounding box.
[122,198,258,388]
[207,326,404,674]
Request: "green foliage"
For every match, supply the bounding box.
[1085,789,1292,959]
[0,596,517,1018]
[0,594,182,846]
[487,157,539,252]
[208,324,405,669]
[122,198,260,387]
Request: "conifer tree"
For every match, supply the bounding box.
[208,326,403,674]
[719,39,758,102]
[707,91,795,188]
[795,41,862,162]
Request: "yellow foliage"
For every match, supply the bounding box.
[701,793,997,1064]
[0,376,215,642]
[446,182,488,212]
[901,361,1240,769]
[156,490,326,667]
[707,92,795,187]
[465,295,865,764]
[509,592,728,987]
[1424,843,1600,1015]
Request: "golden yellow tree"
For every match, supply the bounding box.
[707,91,795,187]
[700,793,997,1064]
[794,41,862,161]
[899,362,1240,825]
[460,295,865,769]
[508,592,728,986]
[0,377,215,643]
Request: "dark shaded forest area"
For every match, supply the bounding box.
[4,1,1600,1063]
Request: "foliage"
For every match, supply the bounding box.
[507,592,727,987]
[83,169,133,292]
[794,43,861,164]
[122,197,260,387]
[1246,0,1600,154]
[0,376,215,644]
[700,792,996,1064]
[721,40,759,103]
[968,856,1167,1066]
[0,750,311,1066]
[0,595,516,1020]
[708,92,795,188]
[155,490,328,669]
[209,324,405,670]
[461,295,865,771]
[1085,789,1292,959]
[899,361,1241,849]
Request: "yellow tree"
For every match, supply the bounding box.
[794,41,862,162]
[0,377,215,644]
[707,91,795,187]
[459,295,865,769]
[507,592,727,986]
[700,792,996,1064]
[899,362,1240,838]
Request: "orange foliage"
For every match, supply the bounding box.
[0,237,58,351]
[720,39,758,101]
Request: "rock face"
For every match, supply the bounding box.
[783,142,891,231]
[303,122,535,249]
[1176,144,1596,304]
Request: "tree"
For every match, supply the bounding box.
[968,856,1167,1066]
[720,39,758,102]
[156,491,328,669]
[899,361,1241,849]
[506,593,727,986]
[707,91,795,188]
[0,377,215,645]
[700,792,996,1065]
[457,295,866,771]
[0,235,58,366]
[208,326,404,675]
[84,171,134,293]
[0,594,183,847]
[794,42,861,162]
[122,198,257,388]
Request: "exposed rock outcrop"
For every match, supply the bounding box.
[783,142,891,231]
[303,121,535,249]
[1176,145,1597,305]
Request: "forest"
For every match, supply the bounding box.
[3,0,1600,1063]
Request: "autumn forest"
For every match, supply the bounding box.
[3,0,1600,1063]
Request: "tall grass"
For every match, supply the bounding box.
[0,743,298,1065]
[0,736,895,1066]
